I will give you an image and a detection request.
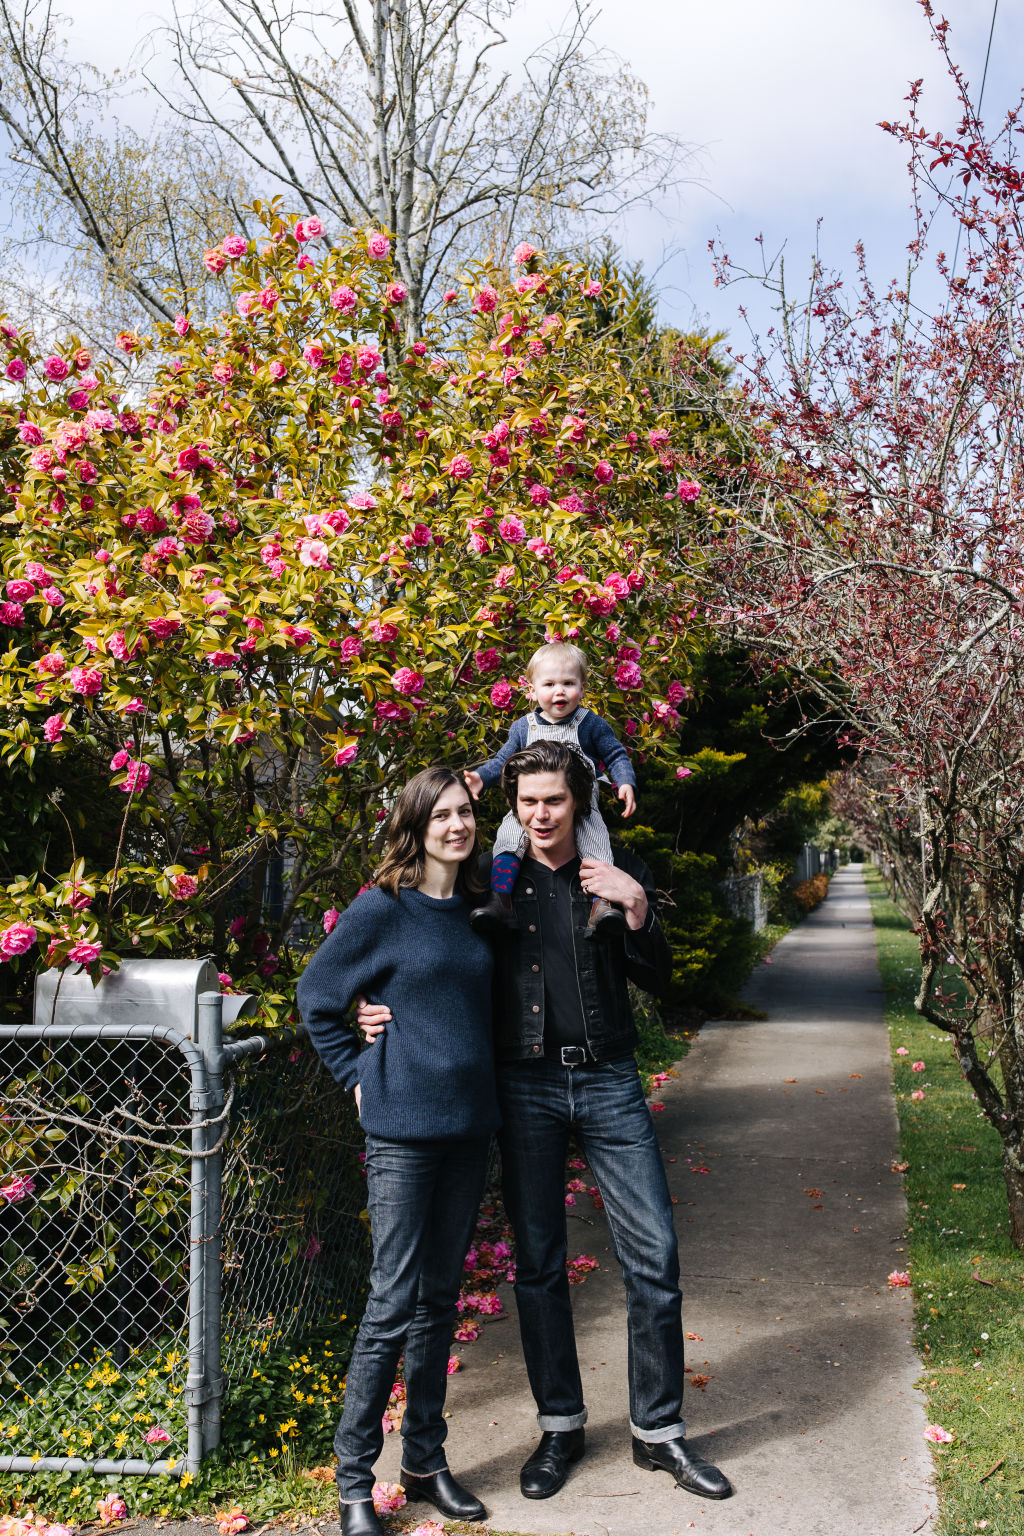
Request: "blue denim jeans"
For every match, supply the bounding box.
[498,1056,686,1441]
[335,1134,490,1502]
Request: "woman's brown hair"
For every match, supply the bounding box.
[374,766,485,899]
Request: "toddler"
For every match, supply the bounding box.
[466,642,637,937]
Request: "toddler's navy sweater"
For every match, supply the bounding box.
[296,885,499,1141]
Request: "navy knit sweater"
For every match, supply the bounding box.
[296,885,499,1141]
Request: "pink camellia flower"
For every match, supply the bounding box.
[236,292,257,318]
[282,625,313,648]
[212,361,234,384]
[43,713,66,743]
[473,286,498,314]
[258,286,279,311]
[593,460,615,485]
[0,922,37,959]
[1,1173,36,1200]
[896,1046,909,1056]
[66,388,89,410]
[667,681,690,706]
[475,647,501,674]
[18,421,43,446]
[5,357,26,381]
[581,279,602,297]
[493,564,515,589]
[68,939,103,966]
[174,313,190,336]
[527,483,550,507]
[675,766,693,780]
[43,355,69,381]
[267,358,288,381]
[295,215,323,242]
[442,288,457,304]
[615,660,642,689]
[148,616,182,639]
[924,1424,954,1444]
[323,907,340,935]
[911,1060,926,1072]
[448,453,473,480]
[887,1270,912,1287]
[340,635,363,661]
[367,231,391,260]
[676,479,701,502]
[215,1508,247,1536]
[334,743,358,767]
[468,531,490,556]
[115,331,140,354]
[144,1425,171,1445]
[29,446,55,473]
[910,1089,925,1101]
[649,426,671,451]
[513,241,538,265]
[171,873,199,900]
[222,233,248,259]
[210,651,236,668]
[392,667,425,696]
[498,515,526,544]
[123,698,146,715]
[604,573,630,599]
[356,345,382,372]
[303,342,326,369]
[299,538,332,570]
[371,1483,406,1516]
[386,281,407,304]
[330,285,358,314]
[6,578,35,602]
[490,679,514,709]
[84,408,116,432]
[369,619,398,643]
[69,665,103,696]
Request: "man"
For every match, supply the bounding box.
[358,740,731,1502]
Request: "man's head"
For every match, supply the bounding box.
[500,740,594,862]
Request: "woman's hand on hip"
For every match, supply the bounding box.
[355,991,391,1041]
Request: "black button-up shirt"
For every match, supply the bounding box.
[521,855,588,1050]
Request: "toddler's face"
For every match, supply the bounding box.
[530,665,584,721]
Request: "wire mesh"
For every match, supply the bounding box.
[219,1037,370,1388]
[0,1018,371,1476]
[0,1028,195,1469]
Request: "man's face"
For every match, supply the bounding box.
[515,769,577,859]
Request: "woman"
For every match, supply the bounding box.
[296,767,497,1536]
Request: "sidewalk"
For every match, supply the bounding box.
[369,864,936,1535]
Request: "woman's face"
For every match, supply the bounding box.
[421,781,476,868]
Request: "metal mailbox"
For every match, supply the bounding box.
[34,956,258,1035]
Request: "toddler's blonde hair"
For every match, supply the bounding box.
[525,640,589,685]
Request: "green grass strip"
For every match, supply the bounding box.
[864,866,1024,1534]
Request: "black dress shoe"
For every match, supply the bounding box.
[402,1466,486,1521]
[470,890,517,934]
[339,1501,383,1536]
[583,897,627,940]
[632,1434,732,1498]
[520,1428,586,1499]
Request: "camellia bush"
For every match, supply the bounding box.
[0,204,702,1004]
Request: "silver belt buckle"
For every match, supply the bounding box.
[560,1045,587,1067]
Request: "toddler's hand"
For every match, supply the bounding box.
[617,783,637,817]
[464,770,483,799]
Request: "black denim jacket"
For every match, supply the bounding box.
[480,847,672,1063]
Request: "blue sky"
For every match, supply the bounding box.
[66,0,1023,342]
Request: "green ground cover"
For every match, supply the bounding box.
[864,867,1024,1535]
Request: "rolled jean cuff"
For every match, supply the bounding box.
[538,1408,588,1432]
[631,1418,686,1443]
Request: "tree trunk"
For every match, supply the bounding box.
[1001,1151,1024,1250]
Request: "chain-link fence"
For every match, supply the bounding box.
[0,990,369,1480]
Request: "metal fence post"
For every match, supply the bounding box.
[196,990,225,1456]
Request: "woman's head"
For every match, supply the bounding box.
[375,766,484,899]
